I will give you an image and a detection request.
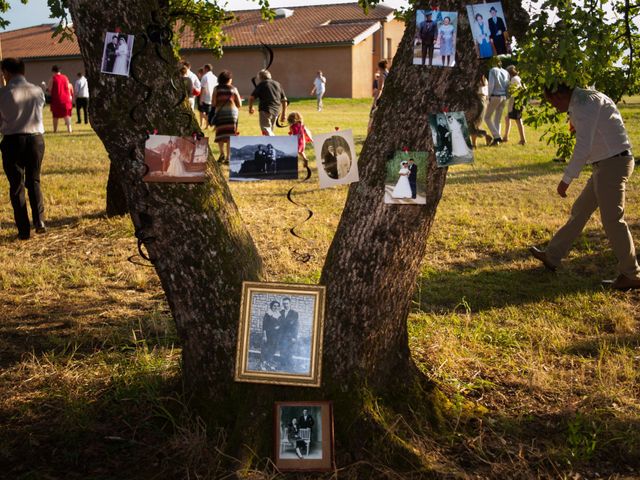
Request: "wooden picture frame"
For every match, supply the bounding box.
[234,281,326,387]
[274,401,334,472]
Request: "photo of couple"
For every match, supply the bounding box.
[413,10,458,67]
[466,2,510,59]
[384,151,428,205]
[143,135,208,182]
[428,112,474,167]
[229,136,298,181]
[101,32,134,77]
[313,130,359,188]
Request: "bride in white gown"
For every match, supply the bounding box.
[392,161,412,198]
[166,147,187,176]
[447,114,472,157]
[113,37,129,75]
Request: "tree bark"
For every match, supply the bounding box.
[105,162,128,216]
[67,0,527,474]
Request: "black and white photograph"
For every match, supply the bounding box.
[229,136,298,181]
[235,282,325,387]
[466,2,509,59]
[384,151,428,205]
[101,32,134,77]
[143,135,208,183]
[428,112,474,167]
[414,10,459,67]
[313,129,359,188]
[275,401,333,472]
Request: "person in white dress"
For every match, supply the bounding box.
[336,146,351,178]
[392,161,413,198]
[447,115,472,158]
[166,147,186,177]
[113,37,129,76]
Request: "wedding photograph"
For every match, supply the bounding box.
[414,10,459,67]
[466,1,509,58]
[143,135,208,183]
[384,151,428,205]
[229,136,298,181]
[274,401,333,472]
[428,112,474,167]
[235,282,326,387]
[313,129,359,188]
[101,32,134,76]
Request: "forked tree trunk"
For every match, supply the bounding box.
[68,0,527,474]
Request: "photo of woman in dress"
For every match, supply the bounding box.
[438,16,456,67]
[101,32,134,77]
[143,135,208,182]
[472,13,493,58]
[391,161,412,199]
[384,151,428,205]
[466,2,509,59]
[429,112,474,167]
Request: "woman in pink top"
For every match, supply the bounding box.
[287,112,312,168]
[47,65,73,133]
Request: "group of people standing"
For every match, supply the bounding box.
[260,298,300,372]
[46,67,90,134]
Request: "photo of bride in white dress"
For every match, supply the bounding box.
[428,111,474,167]
[384,151,428,205]
[101,32,134,77]
[143,135,209,183]
[391,161,413,199]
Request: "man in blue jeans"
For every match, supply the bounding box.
[0,58,46,240]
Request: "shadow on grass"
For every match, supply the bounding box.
[445,160,565,185]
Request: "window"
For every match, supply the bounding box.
[386,38,393,59]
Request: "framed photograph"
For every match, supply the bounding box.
[466,2,509,59]
[384,151,428,205]
[143,135,209,182]
[414,10,458,67]
[313,129,359,188]
[101,32,134,77]
[428,112,474,167]
[229,136,298,181]
[274,401,334,472]
[235,282,326,387]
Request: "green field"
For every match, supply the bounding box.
[1,97,639,478]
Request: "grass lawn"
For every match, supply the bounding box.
[0,97,639,478]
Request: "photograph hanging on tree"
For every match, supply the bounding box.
[428,112,474,167]
[466,2,509,59]
[274,401,334,472]
[143,135,209,183]
[101,32,135,76]
[414,10,459,67]
[235,282,326,387]
[229,136,298,181]
[313,129,359,188]
[384,151,428,205]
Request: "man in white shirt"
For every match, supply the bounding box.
[0,58,46,239]
[484,60,510,145]
[181,61,201,110]
[530,84,639,290]
[74,72,89,124]
[199,64,217,128]
[310,71,326,112]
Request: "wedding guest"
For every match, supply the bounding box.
[530,84,639,290]
[47,65,73,133]
[310,70,326,112]
[288,112,312,168]
[503,65,526,145]
[199,64,218,129]
[74,72,89,124]
[484,59,510,145]
[248,69,287,136]
[0,58,46,239]
[212,70,241,164]
[368,60,389,133]
[181,61,201,110]
[470,75,491,148]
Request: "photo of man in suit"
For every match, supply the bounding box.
[408,158,418,199]
[418,11,438,66]
[488,6,509,55]
[104,35,118,73]
[279,297,299,370]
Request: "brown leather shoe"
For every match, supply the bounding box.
[529,246,557,272]
[602,274,640,290]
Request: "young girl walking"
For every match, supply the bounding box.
[287,112,313,168]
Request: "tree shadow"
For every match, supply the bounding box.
[445,161,564,185]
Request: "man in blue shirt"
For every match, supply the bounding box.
[484,60,510,145]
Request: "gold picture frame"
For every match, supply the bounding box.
[234,281,326,387]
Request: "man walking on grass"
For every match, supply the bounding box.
[0,58,46,240]
[530,83,639,290]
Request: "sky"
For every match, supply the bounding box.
[2,0,409,31]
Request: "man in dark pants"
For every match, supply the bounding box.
[74,72,89,124]
[0,58,46,240]
[419,11,438,66]
[408,158,418,199]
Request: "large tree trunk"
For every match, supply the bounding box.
[68,0,527,474]
[105,162,128,216]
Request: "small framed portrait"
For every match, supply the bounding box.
[414,10,459,67]
[384,151,428,205]
[229,136,298,181]
[143,135,209,182]
[313,129,359,188]
[466,2,510,59]
[101,32,134,77]
[235,282,326,387]
[428,112,474,167]
[274,401,334,472]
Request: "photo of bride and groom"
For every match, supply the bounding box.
[384,151,428,205]
[428,111,474,167]
[143,134,209,183]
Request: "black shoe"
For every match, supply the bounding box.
[17,233,30,240]
[490,138,502,146]
[529,246,557,272]
[602,274,640,290]
[35,223,46,234]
